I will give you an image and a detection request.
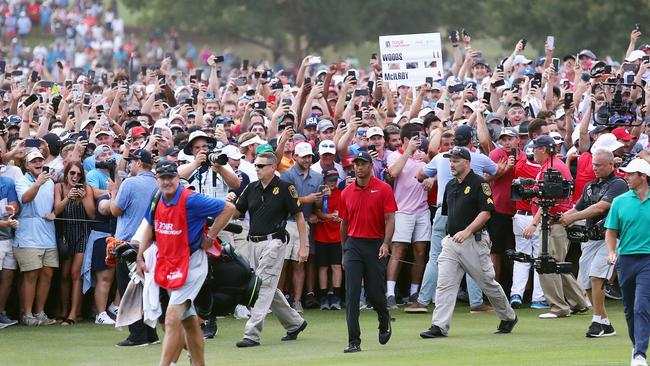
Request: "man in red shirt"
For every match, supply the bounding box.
[339,151,397,353]
[523,136,589,318]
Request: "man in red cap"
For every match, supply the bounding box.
[611,127,636,153]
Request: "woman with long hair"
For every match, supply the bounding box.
[53,161,95,325]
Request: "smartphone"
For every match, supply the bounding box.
[83,93,91,105]
[546,36,555,50]
[448,83,465,93]
[644,55,650,64]
[564,92,573,109]
[127,110,141,117]
[253,101,267,110]
[354,89,369,97]
[271,81,283,90]
[158,74,166,86]
[623,63,640,74]
[338,119,347,128]
[551,58,560,71]
[436,102,445,109]
[154,93,166,101]
[95,104,104,114]
[282,98,292,106]
[355,110,363,119]
[604,65,612,74]
[411,131,420,140]
[462,28,470,38]
[482,91,491,105]
[509,148,517,159]
[26,138,41,148]
[0,60,5,74]
[87,70,95,82]
[245,89,255,97]
[635,23,641,33]
[11,70,23,77]
[74,183,84,189]
[308,56,321,65]
[304,77,312,85]
[79,130,88,140]
[368,144,376,152]
[361,101,369,109]
[42,166,50,174]
[214,55,225,63]
[23,94,39,107]
[30,71,39,83]
[493,79,506,88]
[154,127,162,135]
[52,95,62,114]
[235,76,247,86]
[195,69,203,81]
[40,80,54,88]
[521,38,528,50]
[425,77,433,87]
[216,68,222,78]
[449,30,459,43]
[532,73,542,88]
[318,184,328,194]
[182,98,193,106]
[242,59,249,69]
[347,70,356,79]
[627,74,635,84]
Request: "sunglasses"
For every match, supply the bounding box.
[69,171,81,177]
[255,163,271,169]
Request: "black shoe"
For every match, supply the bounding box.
[378,321,392,345]
[605,283,623,300]
[202,317,217,339]
[343,342,361,353]
[281,320,308,341]
[586,321,616,337]
[571,307,589,315]
[304,292,320,309]
[236,338,260,348]
[115,339,149,347]
[495,316,518,334]
[420,325,446,339]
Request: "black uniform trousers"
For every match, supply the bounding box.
[116,260,159,343]
[344,237,390,345]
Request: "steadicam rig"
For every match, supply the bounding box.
[592,80,646,127]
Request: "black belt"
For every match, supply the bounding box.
[515,210,533,216]
[248,231,286,243]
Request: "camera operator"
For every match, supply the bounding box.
[523,136,589,319]
[559,148,627,337]
[86,144,119,197]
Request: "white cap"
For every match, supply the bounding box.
[222,145,244,160]
[555,109,566,120]
[26,150,44,162]
[393,113,407,124]
[591,133,624,153]
[367,126,384,138]
[294,142,314,157]
[549,131,564,144]
[625,50,645,62]
[318,140,336,155]
[417,107,434,118]
[80,119,96,131]
[240,135,266,148]
[513,55,532,66]
[572,123,597,145]
[463,101,477,111]
[410,118,424,125]
[621,158,650,176]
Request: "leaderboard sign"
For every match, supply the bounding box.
[379,33,443,86]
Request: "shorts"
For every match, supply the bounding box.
[487,213,515,254]
[392,210,431,243]
[91,237,111,272]
[0,239,17,270]
[315,242,342,267]
[167,249,208,320]
[285,220,310,261]
[578,239,611,289]
[14,247,59,272]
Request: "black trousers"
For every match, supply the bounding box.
[116,260,159,343]
[344,237,390,345]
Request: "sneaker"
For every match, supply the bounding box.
[407,292,419,305]
[601,323,617,337]
[470,304,494,313]
[116,339,149,347]
[495,316,518,334]
[404,302,429,313]
[359,298,368,310]
[343,342,361,353]
[605,283,623,300]
[631,354,648,366]
[233,305,251,320]
[202,317,217,339]
[386,295,398,310]
[530,301,550,309]
[21,314,40,327]
[304,292,320,309]
[586,322,616,338]
[420,324,447,338]
[320,296,330,310]
[0,312,18,329]
[95,311,115,325]
[107,303,119,320]
[509,295,523,309]
[293,300,304,314]
[35,311,56,326]
[281,320,308,341]
[329,294,342,310]
[539,311,570,319]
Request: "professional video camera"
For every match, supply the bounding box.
[95,158,116,170]
[592,79,646,127]
[506,250,573,274]
[511,169,573,200]
[200,143,228,167]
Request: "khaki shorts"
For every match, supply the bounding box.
[284,220,310,261]
[0,239,17,270]
[14,247,59,272]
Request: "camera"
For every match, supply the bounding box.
[96,159,116,170]
[506,250,573,274]
[201,149,228,167]
[592,80,645,126]
[511,169,573,200]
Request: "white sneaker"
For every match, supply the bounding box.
[95,311,116,325]
[34,311,56,326]
[631,354,648,366]
[107,303,119,319]
[233,305,251,320]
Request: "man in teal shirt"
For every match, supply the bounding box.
[605,158,650,366]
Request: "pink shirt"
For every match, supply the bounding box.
[387,149,428,214]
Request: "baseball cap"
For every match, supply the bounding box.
[318,140,336,155]
[26,150,44,162]
[155,160,178,177]
[93,144,112,158]
[454,125,473,145]
[486,113,504,124]
[96,129,114,138]
[639,44,650,51]
[443,146,471,161]
[532,135,556,149]
[222,144,244,160]
[131,126,147,137]
[255,143,274,155]
[184,130,216,155]
[498,128,517,139]
[305,117,319,129]
[322,166,339,181]
[549,131,564,144]
[294,142,314,157]
[164,147,180,157]
[240,134,267,148]
[341,155,355,168]
[410,118,424,125]
[626,50,645,62]
[353,151,372,163]
[591,133,624,153]
[80,119,96,131]
[513,55,532,66]
[317,120,334,132]
[612,127,632,142]
[417,107,434,119]
[517,121,530,136]
[367,126,384,139]
[621,158,650,176]
[578,49,597,60]
[129,149,152,164]
[563,54,576,62]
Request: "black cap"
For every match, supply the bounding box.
[591,125,610,135]
[454,125,473,145]
[322,166,339,181]
[129,149,153,164]
[164,147,180,157]
[532,135,556,149]
[42,133,62,155]
[443,146,471,161]
[124,120,142,130]
[352,151,373,163]
[155,160,178,177]
[518,120,530,136]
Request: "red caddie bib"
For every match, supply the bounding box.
[154,188,193,290]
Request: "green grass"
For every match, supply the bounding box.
[0,300,632,366]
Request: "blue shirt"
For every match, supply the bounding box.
[145,187,226,252]
[114,172,157,241]
[281,164,323,219]
[86,169,110,190]
[604,190,650,255]
[0,177,18,240]
[14,173,56,249]
[83,153,122,172]
[423,147,498,204]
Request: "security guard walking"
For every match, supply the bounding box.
[420,147,518,339]
[232,152,308,348]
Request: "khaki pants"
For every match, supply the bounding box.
[243,238,304,342]
[538,224,588,315]
[432,233,515,335]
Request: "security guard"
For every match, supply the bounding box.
[420,147,518,339]
[559,148,627,338]
[233,152,308,348]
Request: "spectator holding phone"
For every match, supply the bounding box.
[0,175,20,328]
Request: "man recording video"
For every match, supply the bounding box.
[559,149,627,337]
[522,136,589,319]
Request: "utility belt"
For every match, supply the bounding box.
[247,230,288,243]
